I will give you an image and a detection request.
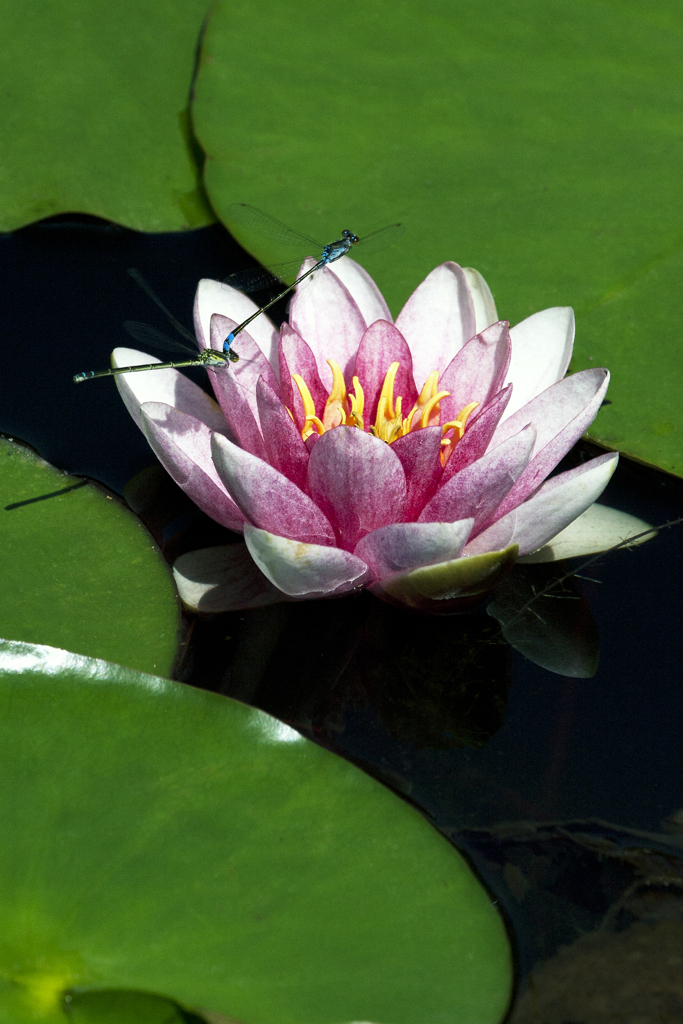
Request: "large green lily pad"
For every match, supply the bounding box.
[0,437,179,675]
[192,0,683,475]
[0,0,213,231]
[0,638,512,1024]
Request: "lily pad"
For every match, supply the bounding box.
[0,437,178,675]
[192,0,683,475]
[0,638,512,1024]
[65,990,195,1024]
[0,0,213,231]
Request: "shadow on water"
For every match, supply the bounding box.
[2,215,683,1016]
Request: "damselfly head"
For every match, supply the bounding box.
[222,333,240,362]
[342,230,360,245]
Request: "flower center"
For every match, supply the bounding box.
[290,360,478,463]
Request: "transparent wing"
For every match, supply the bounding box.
[223,260,306,293]
[356,222,405,259]
[223,225,404,295]
[123,321,194,356]
[127,268,196,344]
[226,203,324,251]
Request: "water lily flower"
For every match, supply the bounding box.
[115,257,648,614]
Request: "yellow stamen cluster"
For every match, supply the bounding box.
[441,402,480,449]
[371,361,404,443]
[291,362,366,441]
[290,359,478,461]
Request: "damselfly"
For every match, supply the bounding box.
[74,207,403,383]
[221,204,404,347]
[73,269,240,383]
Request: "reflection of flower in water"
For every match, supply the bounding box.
[488,561,600,678]
[196,592,512,753]
[183,557,602,757]
[345,602,511,750]
[115,256,645,613]
[179,568,600,757]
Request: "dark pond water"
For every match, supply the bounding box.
[2,217,682,1022]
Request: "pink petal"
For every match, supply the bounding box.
[469,453,619,557]
[204,315,276,438]
[244,524,371,597]
[278,324,328,434]
[353,320,418,426]
[438,321,511,427]
[395,262,476,391]
[354,519,474,579]
[290,260,367,389]
[206,367,268,462]
[419,424,536,531]
[493,368,608,451]
[440,385,512,484]
[328,256,392,325]
[463,268,498,333]
[503,307,575,419]
[193,278,279,371]
[256,377,310,491]
[492,369,610,520]
[113,348,230,436]
[140,403,245,532]
[173,543,288,612]
[211,433,335,546]
[208,314,281,421]
[307,426,407,550]
[390,426,443,519]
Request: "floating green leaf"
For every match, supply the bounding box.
[0,0,213,231]
[0,438,178,675]
[65,990,193,1024]
[192,0,683,475]
[0,639,512,1024]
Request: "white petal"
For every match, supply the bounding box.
[463,268,498,333]
[328,256,392,325]
[193,278,279,373]
[244,524,371,597]
[395,262,476,390]
[290,260,367,389]
[173,544,288,612]
[503,307,575,420]
[518,503,656,563]
[471,453,619,557]
[113,348,230,435]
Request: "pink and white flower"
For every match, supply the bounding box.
[114,257,641,613]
